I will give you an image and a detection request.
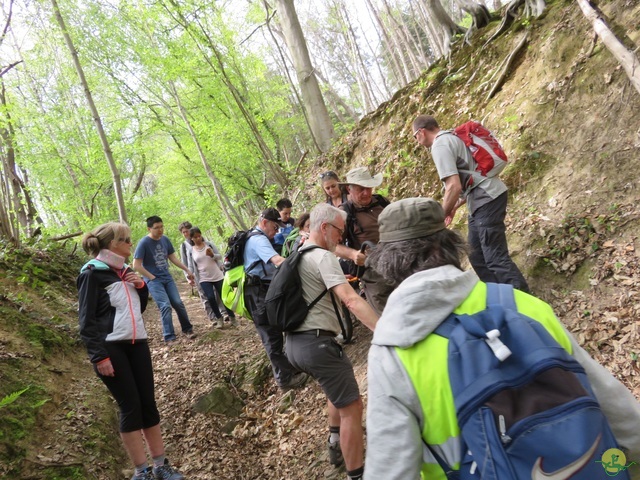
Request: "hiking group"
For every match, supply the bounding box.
[77,114,640,480]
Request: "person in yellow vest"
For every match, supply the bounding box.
[363,197,640,480]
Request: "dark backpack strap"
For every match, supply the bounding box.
[297,246,328,311]
[434,314,457,339]
[342,201,357,249]
[422,441,460,480]
[329,290,347,340]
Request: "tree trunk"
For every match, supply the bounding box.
[334,1,376,112]
[364,0,409,86]
[165,0,288,188]
[262,0,323,154]
[524,0,545,17]
[455,0,491,43]
[426,0,467,58]
[416,2,447,59]
[381,0,422,79]
[576,0,640,96]
[170,83,247,231]
[50,0,128,223]
[274,0,334,153]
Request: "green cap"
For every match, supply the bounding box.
[378,198,446,243]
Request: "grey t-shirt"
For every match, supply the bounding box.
[295,243,347,334]
[431,131,507,213]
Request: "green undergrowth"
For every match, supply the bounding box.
[0,241,124,478]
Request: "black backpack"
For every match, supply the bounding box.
[265,246,336,332]
[222,229,263,271]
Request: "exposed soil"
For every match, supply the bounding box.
[2,0,640,478]
[146,286,372,480]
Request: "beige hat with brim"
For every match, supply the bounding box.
[338,167,383,188]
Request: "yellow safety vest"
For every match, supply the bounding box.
[395,282,573,479]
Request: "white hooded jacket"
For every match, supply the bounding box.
[364,265,640,480]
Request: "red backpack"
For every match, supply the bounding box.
[453,121,508,185]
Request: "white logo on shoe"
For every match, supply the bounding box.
[530,434,601,480]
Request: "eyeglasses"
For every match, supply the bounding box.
[413,128,422,139]
[118,237,132,244]
[326,223,344,236]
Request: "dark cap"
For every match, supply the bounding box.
[378,198,446,243]
[260,208,285,227]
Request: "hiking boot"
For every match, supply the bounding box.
[280,372,309,391]
[184,330,197,339]
[131,467,155,480]
[229,316,238,327]
[152,459,184,480]
[328,440,344,467]
[213,317,224,329]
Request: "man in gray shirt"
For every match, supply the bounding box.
[285,203,378,480]
[413,115,529,292]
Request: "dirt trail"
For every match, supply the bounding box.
[142,282,371,480]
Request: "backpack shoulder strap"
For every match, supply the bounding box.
[434,283,517,339]
[297,245,328,309]
[342,201,358,248]
[486,282,516,310]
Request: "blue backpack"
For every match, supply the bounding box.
[431,283,627,480]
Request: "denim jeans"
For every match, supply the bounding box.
[200,280,235,319]
[146,276,193,341]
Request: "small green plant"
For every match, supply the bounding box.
[0,387,30,409]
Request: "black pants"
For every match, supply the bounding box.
[96,341,160,432]
[244,281,299,387]
[468,192,530,292]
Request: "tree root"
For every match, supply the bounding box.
[486,32,529,101]
[483,0,524,48]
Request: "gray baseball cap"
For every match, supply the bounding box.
[378,198,446,243]
[338,167,383,188]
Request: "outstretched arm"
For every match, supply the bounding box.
[168,253,195,285]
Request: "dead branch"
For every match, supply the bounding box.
[293,150,308,176]
[487,32,529,100]
[49,231,82,241]
[576,0,640,96]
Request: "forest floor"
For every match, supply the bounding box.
[114,283,372,480]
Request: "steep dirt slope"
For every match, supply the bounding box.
[308,0,640,393]
[2,1,640,479]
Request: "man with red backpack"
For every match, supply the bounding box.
[413,114,529,293]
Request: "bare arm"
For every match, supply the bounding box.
[442,174,464,225]
[168,253,195,284]
[334,244,366,266]
[132,258,156,281]
[269,254,286,267]
[332,282,378,331]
